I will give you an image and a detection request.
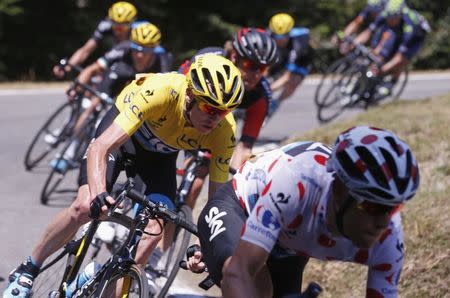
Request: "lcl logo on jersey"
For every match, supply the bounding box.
[205,206,227,241]
[215,156,231,173]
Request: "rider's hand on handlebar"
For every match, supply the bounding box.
[370,63,381,77]
[53,64,72,79]
[186,244,206,273]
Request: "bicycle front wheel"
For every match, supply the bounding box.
[95,264,149,298]
[316,64,363,123]
[40,115,96,205]
[24,101,79,171]
[314,57,352,107]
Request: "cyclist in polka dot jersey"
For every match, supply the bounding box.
[193,126,420,297]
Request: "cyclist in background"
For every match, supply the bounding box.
[53,1,137,78]
[178,27,278,207]
[3,54,243,298]
[50,21,172,173]
[190,126,420,297]
[266,13,313,118]
[354,0,430,96]
[343,0,387,37]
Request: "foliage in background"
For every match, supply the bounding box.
[0,0,448,80]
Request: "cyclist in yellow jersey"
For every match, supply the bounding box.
[3,54,244,298]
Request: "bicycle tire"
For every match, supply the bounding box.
[31,213,133,297]
[40,114,97,205]
[95,264,149,298]
[316,64,363,123]
[391,67,409,100]
[314,56,352,107]
[156,204,193,298]
[24,102,79,171]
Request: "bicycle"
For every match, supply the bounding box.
[23,59,84,171]
[314,35,408,123]
[31,177,198,298]
[84,150,212,297]
[40,78,114,205]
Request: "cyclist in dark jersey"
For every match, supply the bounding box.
[50,21,172,172]
[354,0,430,95]
[343,0,387,38]
[266,13,314,118]
[53,1,137,78]
[177,27,278,208]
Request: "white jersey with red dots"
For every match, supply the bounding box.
[233,141,405,298]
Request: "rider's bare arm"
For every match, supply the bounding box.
[380,52,408,75]
[86,122,129,198]
[68,38,98,68]
[270,70,292,92]
[354,28,372,45]
[222,240,271,298]
[344,16,364,37]
[77,61,105,86]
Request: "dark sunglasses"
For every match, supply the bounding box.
[197,100,230,118]
[238,58,268,73]
[356,199,401,217]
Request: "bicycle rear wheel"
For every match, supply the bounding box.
[95,264,148,298]
[24,101,79,171]
[154,204,193,298]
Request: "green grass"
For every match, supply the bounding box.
[287,94,450,297]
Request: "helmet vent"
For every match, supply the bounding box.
[223,64,231,79]
[190,69,204,93]
[336,149,367,182]
[201,68,217,100]
[385,136,403,156]
[367,187,395,201]
[355,146,389,188]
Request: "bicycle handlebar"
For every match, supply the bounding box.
[338,34,382,66]
[126,188,198,236]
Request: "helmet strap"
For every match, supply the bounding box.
[183,89,195,125]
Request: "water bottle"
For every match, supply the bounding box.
[65,261,101,297]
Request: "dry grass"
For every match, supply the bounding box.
[286,94,450,297]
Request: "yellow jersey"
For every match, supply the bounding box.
[114,72,236,183]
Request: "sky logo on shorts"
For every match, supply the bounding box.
[256,205,280,231]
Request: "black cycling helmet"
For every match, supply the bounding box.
[232,27,278,66]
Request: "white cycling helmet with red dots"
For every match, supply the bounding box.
[327,126,420,205]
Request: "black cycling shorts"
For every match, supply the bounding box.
[198,180,309,295]
[78,105,178,200]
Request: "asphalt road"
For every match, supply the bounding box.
[0,72,449,296]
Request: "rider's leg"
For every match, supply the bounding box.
[197,181,247,286]
[31,185,93,264]
[133,150,178,262]
[73,96,101,134]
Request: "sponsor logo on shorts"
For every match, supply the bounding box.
[205,206,227,241]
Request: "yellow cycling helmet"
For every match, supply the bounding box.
[108,1,137,24]
[187,54,244,111]
[269,13,295,35]
[131,22,161,48]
